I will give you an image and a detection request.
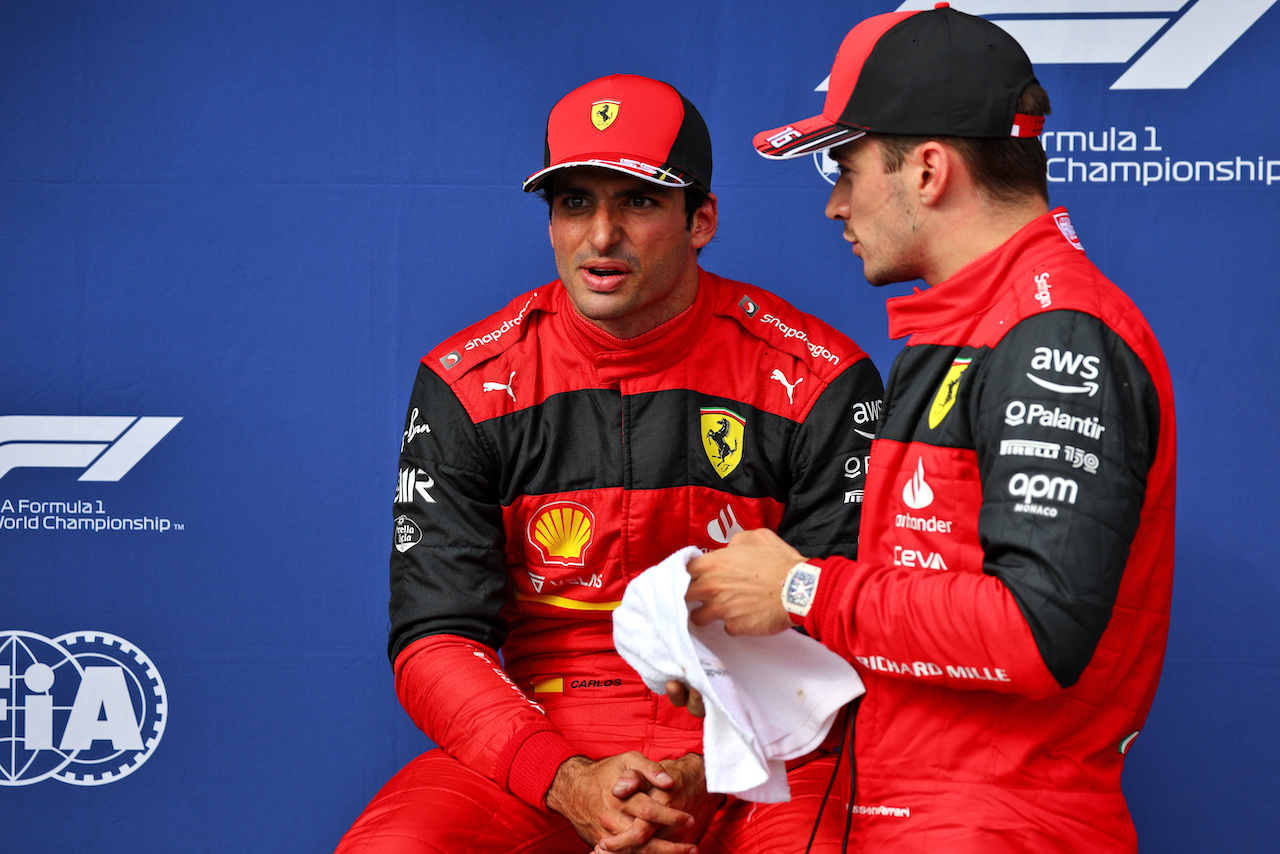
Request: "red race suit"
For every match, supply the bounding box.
[337,269,883,853]
[795,209,1176,852]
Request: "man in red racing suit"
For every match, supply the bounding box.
[335,74,883,854]
[685,8,1176,853]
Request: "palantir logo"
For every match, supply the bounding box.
[1,630,167,786]
[0,416,181,482]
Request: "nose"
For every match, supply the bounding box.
[825,176,850,222]
[587,205,623,252]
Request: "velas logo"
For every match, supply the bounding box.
[810,1,1278,184]
[0,631,167,786]
[592,100,620,131]
[701,408,745,478]
[528,501,595,567]
[928,358,971,429]
[0,416,180,482]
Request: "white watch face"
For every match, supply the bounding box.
[784,565,818,614]
[786,573,815,606]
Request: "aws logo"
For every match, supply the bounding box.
[528,501,595,567]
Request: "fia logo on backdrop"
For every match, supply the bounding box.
[0,630,167,786]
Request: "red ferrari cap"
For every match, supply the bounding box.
[524,74,712,192]
[754,3,1043,160]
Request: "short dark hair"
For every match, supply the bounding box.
[874,83,1052,204]
[536,177,712,231]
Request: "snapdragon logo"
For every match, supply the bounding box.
[0,416,181,482]
[1,631,167,786]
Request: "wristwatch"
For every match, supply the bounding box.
[781,561,821,619]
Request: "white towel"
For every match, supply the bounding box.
[613,546,864,802]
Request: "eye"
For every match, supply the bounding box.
[628,195,656,208]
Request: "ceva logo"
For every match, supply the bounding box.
[0,416,181,481]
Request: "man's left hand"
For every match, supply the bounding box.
[686,528,804,636]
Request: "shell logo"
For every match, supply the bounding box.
[527,501,595,566]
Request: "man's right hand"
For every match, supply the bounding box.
[545,753,697,853]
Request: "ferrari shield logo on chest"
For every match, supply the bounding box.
[701,408,745,478]
[928,358,972,429]
[592,100,620,131]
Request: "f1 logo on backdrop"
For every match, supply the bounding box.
[0,416,181,481]
[0,630,167,786]
[892,0,1276,89]
[814,0,1278,182]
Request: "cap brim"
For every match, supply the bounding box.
[752,114,867,160]
[523,158,695,193]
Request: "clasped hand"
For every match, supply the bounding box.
[547,752,719,854]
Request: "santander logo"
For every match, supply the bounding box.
[901,458,934,510]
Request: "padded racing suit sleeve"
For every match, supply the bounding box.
[800,311,1161,694]
[778,356,883,559]
[388,364,577,808]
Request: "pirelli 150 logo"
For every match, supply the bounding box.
[1,630,167,786]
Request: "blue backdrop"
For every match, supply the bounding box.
[3,2,1277,851]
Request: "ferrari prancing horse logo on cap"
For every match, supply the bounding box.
[592,100,620,131]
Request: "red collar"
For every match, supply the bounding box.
[557,268,716,382]
[886,207,1079,340]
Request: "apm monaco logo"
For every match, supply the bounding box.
[0,416,181,482]
[1,631,167,786]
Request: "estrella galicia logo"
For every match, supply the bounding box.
[1,630,167,786]
[0,416,181,482]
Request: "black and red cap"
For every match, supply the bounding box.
[754,3,1043,160]
[524,74,712,192]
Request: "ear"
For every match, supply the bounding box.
[912,141,954,207]
[690,192,718,250]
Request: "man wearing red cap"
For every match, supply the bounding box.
[682,6,1177,852]
[335,74,883,854]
